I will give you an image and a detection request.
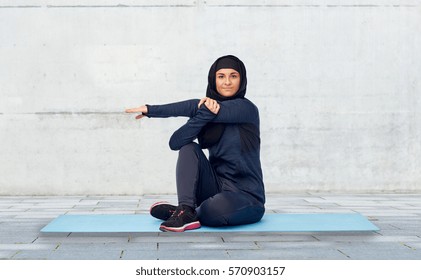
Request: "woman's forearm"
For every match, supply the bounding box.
[146,99,200,118]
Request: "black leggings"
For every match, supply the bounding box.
[176,143,265,227]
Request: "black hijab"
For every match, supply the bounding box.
[198,55,247,149]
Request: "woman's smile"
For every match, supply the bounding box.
[215,68,241,97]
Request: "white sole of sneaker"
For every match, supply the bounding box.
[159,221,201,232]
[149,201,171,212]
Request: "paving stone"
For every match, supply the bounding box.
[75,200,100,206]
[48,250,123,260]
[374,230,421,237]
[221,233,318,242]
[12,204,76,209]
[11,250,53,260]
[93,199,139,203]
[121,250,159,260]
[392,206,421,211]
[0,212,24,217]
[314,234,420,243]
[7,204,39,209]
[312,232,383,242]
[158,241,258,251]
[57,242,157,251]
[319,195,389,201]
[34,236,130,244]
[276,209,356,213]
[157,249,230,260]
[63,210,95,214]
[0,204,24,209]
[130,233,222,243]
[21,197,84,203]
[0,196,26,200]
[303,197,334,203]
[12,213,65,219]
[1,217,51,223]
[96,201,140,206]
[0,232,39,244]
[356,211,419,217]
[0,200,22,204]
[1,221,50,229]
[256,241,327,250]
[333,201,382,206]
[0,243,56,251]
[0,250,19,259]
[377,216,421,222]
[349,206,392,210]
[362,221,398,230]
[402,242,421,250]
[226,248,348,260]
[336,243,421,259]
[93,204,140,209]
[65,232,130,238]
[90,210,137,214]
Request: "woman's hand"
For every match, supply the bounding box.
[198,97,220,115]
[125,105,148,119]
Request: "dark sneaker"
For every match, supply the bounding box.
[159,205,201,232]
[150,201,177,221]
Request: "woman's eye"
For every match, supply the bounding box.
[218,76,224,79]
[231,75,238,78]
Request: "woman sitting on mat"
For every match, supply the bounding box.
[125,55,265,232]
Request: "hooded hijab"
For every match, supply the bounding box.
[198,55,247,148]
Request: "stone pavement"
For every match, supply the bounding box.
[0,193,420,260]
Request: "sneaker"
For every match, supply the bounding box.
[159,205,201,232]
[150,201,177,221]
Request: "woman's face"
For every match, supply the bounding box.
[215,68,241,98]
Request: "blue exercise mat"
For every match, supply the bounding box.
[41,213,379,233]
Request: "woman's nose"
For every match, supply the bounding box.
[224,77,231,85]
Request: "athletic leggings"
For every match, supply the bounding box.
[176,143,265,227]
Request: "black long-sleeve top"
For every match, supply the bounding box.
[146,98,265,205]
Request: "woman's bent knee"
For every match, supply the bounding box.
[197,192,265,227]
[179,143,200,155]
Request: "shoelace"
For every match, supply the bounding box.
[168,207,185,220]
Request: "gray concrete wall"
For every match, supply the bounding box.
[1,0,420,195]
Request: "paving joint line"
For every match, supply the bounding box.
[225,250,231,258]
[337,249,351,259]
[402,243,416,250]
[311,235,321,241]
[10,251,21,259]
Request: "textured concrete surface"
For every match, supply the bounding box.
[1,193,420,260]
[1,0,421,195]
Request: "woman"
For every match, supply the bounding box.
[125,55,265,232]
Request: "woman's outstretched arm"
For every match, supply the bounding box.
[126,98,221,150]
[125,99,200,119]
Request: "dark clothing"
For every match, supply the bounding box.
[175,143,264,226]
[146,98,265,226]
